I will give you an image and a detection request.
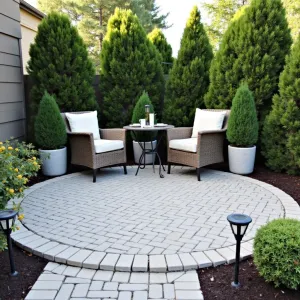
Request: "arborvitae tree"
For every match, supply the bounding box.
[262,35,300,175]
[163,6,213,127]
[148,28,173,74]
[227,84,258,147]
[205,0,292,119]
[100,8,165,128]
[35,92,67,150]
[27,12,97,116]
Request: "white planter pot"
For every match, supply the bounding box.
[133,140,157,165]
[228,145,256,175]
[39,147,67,176]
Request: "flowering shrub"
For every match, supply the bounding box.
[0,140,41,251]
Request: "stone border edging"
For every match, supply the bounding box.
[8,168,300,273]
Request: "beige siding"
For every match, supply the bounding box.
[0,0,25,141]
[20,9,41,74]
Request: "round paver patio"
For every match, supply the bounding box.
[11,166,300,272]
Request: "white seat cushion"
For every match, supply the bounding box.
[94,139,124,154]
[192,109,226,138]
[169,138,198,153]
[66,111,101,140]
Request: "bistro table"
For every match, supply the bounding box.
[123,124,174,178]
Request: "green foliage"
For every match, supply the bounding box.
[227,85,258,146]
[204,0,292,119]
[0,140,41,209]
[131,91,156,141]
[27,12,97,119]
[254,218,300,290]
[35,92,67,150]
[262,35,300,174]
[38,0,170,71]
[148,28,173,74]
[164,6,213,127]
[100,8,165,128]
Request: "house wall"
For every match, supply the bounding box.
[0,0,26,141]
[20,8,41,74]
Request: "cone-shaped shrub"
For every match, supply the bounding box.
[254,219,300,290]
[164,6,213,127]
[131,91,155,142]
[35,92,67,150]
[148,28,173,74]
[27,12,97,115]
[100,8,165,128]
[262,35,300,174]
[227,84,258,147]
[205,0,292,119]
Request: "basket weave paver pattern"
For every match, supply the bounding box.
[10,167,300,272]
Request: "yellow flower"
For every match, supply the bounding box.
[23,178,28,184]
[16,226,20,230]
[33,161,38,166]
[19,188,23,192]
[7,146,13,150]
[1,146,5,150]
[17,174,22,179]
[14,168,18,172]
[18,214,24,221]
[32,157,36,160]
[15,148,19,152]
[0,142,2,145]
[9,189,14,194]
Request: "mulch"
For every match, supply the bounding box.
[200,163,300,300]
[1,164,300,299]
[0,244,47,300]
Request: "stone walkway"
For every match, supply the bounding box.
[11,167,300,274]
[26,262,203,300]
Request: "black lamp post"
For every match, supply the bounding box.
[0,210,18,276]
[227,213,252,288]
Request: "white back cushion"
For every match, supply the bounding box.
[192,109,226,138]
[66,111,101,140]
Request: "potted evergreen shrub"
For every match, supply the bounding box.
[131,91,157,164]
[227,84,258,174]
[35,92,67,176]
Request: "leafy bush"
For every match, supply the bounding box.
[227,84,258,147]
[27,12,97,118]
[131,91,156,142]
[35,92,67,150]
[262,35,300,174]
[0,140,41,251]
[100,8,165,128]
[254,218,300,289]
[164,6,213,127]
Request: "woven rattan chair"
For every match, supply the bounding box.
[167,109,230,181]
[61,112,127,183]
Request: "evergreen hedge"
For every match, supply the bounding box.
[205,0,292,120]
[148,28,173,74]
[164,6,213,127]
[35,92,67,150]
[27,12,97,116]
[227,85,258,147]
[100,8,165,128]
[262,35,300,174]
[131,91,156,142]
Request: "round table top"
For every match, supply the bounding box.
[123,124,174,131]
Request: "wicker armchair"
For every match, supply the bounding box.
[167,109,230,181]
[61,112,127,183]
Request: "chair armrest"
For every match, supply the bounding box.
[198,128,227,135]
[167,127,192,142]
[100,128,126,142]
[196,129,226,154]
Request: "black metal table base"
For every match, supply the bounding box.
[134,134,165,178]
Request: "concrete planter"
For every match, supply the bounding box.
[228,145,256,175]
[133,140,157,165]
[39,147,67,176]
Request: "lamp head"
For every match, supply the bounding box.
[0,210,18,234]
[227,213,252,241]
